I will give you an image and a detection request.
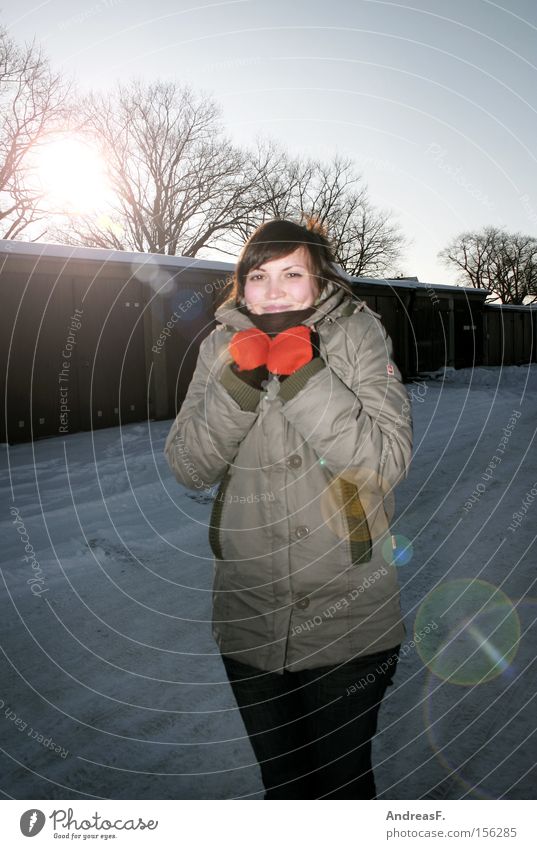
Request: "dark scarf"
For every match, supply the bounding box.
[238,304,317,337]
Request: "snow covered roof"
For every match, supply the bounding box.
[353,275,490,296]
[0,238,234,274]
[0,238,490,295]
[483,301,537,310]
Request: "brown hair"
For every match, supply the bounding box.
[217,217,355,307]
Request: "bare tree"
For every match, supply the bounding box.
[220,141,405,277]
[439,226,537,304]
[0,26,70,239]
[329,191,405,278]
[51,83,403,272]
[53,80,272,256]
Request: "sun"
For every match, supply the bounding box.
[33,135,112,216]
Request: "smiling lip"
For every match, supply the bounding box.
[262,304,294,312]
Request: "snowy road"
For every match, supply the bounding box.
[1,365,536,799]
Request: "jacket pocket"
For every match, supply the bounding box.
[337,477,372,564]
[208,467,232,560]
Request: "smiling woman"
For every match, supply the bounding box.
[243,246,318,314]
[32,135,112,216]
[164,217,413,799]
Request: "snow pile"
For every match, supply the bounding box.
[1,365,536,800]
[418,363,536,390]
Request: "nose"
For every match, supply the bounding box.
[266,274,286,299]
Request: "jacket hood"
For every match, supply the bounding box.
[214,280,362,331]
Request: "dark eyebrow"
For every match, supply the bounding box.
[254,263,306,272]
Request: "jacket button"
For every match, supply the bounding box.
[295,525,309,539]
[295,598,310,610]
[287,454,302,468]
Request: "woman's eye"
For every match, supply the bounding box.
[286,272,301,278]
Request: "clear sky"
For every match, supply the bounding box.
[6,0,537,284]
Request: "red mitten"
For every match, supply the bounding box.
[267,325,314,375]
[229,328,271,371]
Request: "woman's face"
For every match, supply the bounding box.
[243,246,319,314]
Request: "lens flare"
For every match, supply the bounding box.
[422,598,537,799]
[170,287,206,321]
[414,579,520,685]
[382,533,413,566]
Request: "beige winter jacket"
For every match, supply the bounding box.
[164,280,413,673]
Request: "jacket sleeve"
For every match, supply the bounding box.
[163,329,261,490]
[277,316,413,491]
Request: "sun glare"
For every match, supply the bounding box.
[34,136,112,215]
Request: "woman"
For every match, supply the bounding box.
[164,218,413,799]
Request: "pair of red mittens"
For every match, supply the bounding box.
[230,326,317,376]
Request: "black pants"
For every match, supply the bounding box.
[222,645,400,799]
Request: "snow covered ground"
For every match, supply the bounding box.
[1,364,536,800]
